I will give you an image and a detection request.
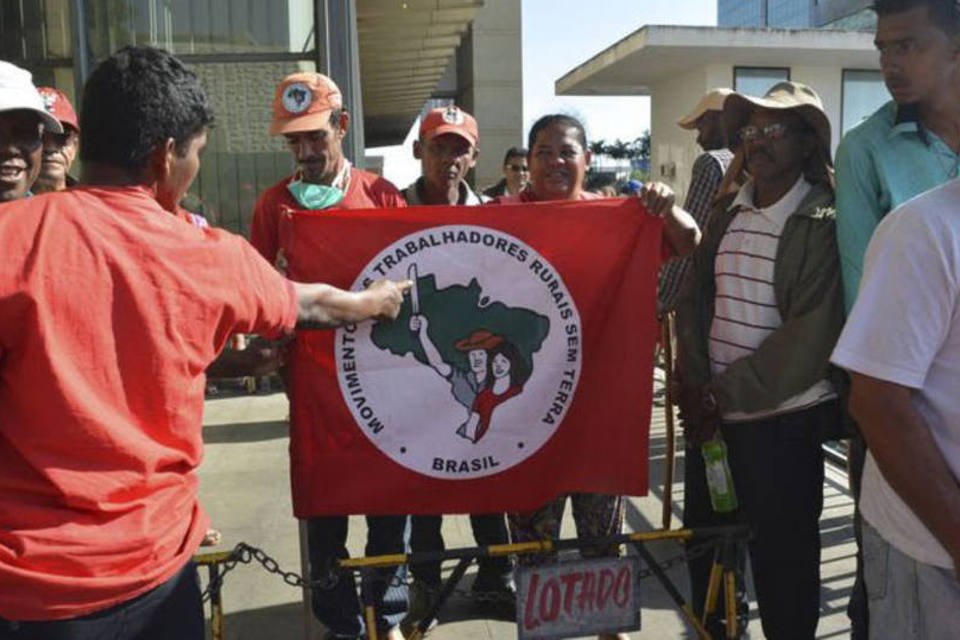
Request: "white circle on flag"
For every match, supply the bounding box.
[334,225,582,479]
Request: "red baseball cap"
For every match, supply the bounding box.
[37,87,79,133]
[419,106,478,147]
[269,72,343,135]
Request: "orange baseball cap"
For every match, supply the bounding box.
[269,72,343,136]
[419,106,478,146]
[37,87,79,133]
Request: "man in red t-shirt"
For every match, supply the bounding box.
[250,73,406,270]
[249,72,408,640]
[0,46,407,640]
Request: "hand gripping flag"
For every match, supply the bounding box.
[278,198,665,516]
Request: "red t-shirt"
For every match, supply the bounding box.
[0,186,298,620]
[249,167,406,262]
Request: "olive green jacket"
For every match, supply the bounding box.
[675,181,845,415]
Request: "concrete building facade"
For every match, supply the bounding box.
[557,26,887,202]
[2,0,522,232]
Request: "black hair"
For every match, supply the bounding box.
[329,108,344,129]
[872,0,960,35]
[501,146,528,165]
[484,340,531,388]
[527,114,588,152]
[80,46,215,170]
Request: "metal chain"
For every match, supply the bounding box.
[201,538,723,602]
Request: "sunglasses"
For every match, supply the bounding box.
[506,163,529,172]
[737,122,793,143]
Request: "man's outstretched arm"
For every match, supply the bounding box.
[294,279,412,329]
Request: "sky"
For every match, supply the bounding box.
[371,0,716,185]
[522,0,716,145]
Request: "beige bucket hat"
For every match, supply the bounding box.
[722,81,831,154]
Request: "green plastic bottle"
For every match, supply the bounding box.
[701,436,738,513]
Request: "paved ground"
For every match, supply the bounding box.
[198,388,857,639]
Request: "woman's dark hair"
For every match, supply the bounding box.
[502,146,528,165]
[527,114,588,152]
[80,46,215,170]
[484,341,531,388]
[873,0,960,35]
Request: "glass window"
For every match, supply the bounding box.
[768,0,813,27]
[718,0,765,27]
[1,0,75,87]
[734,67,790,98]
[83,0,315,59]
[842,69,889,135]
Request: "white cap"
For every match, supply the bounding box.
[0,61,64,134]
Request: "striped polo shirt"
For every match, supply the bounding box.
[709,177,836,422]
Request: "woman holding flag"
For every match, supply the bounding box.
[496,113,699,640]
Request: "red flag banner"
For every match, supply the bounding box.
[278,198,664,516]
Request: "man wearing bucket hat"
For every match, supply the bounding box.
[249,72,408,640]
[675,81,844,638]
[32,87,80,194]
[0,61,63,202]
[658,88,736,313]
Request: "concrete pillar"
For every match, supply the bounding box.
[456,0,523,191]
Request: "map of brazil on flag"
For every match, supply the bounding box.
[278,198,665,516]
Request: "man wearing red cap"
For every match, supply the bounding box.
[401,106,515,627]
[249,72,408,640]
[32,87,80,194]
[403,105,486,206]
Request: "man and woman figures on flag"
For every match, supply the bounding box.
[409,309,528,443]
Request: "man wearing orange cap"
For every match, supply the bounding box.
[250,72,406,266]
[401,107,515,627]
[249,72,408,640]
[32,87,80,194]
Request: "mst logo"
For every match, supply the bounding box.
[334,225,582,480]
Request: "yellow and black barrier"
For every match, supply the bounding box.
[194,523,750,640]
[194,549,234,640]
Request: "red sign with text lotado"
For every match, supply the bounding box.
[516,556,641,639]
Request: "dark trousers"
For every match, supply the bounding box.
[307,515,408,637]
[0,562,203,640]
[409,513,511,588]
[685,402,830,640]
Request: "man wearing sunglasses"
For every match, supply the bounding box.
[482,146,528,198]
[675,81,844,639]
[0,62,63,203]
[32,87,80,194]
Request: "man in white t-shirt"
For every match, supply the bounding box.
[831,179,960,639]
